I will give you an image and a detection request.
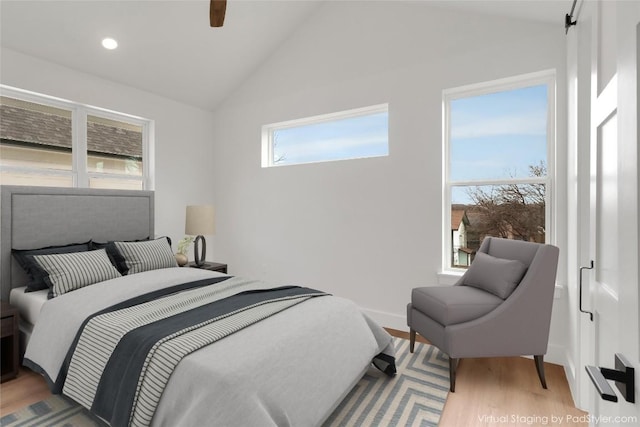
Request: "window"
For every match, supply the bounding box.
[0,86,153,190]
[443,71,555,269]
[261,104,389,167]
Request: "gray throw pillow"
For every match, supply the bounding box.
[462,252,527,299]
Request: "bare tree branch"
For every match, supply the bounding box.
[463,162,546,246]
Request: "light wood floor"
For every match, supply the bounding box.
[390,329,588,427]
[0,329,588,426]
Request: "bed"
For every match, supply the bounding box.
[0,185,395,427]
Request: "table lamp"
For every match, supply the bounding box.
[185,205,215,267]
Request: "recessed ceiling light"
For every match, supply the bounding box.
[101,38,118,50]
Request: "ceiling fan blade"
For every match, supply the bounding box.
[210,0,226,27]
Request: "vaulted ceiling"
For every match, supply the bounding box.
[0,1,571,112]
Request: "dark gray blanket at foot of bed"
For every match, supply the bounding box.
[59,279,328,427]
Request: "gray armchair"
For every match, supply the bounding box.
[406,237,559,392]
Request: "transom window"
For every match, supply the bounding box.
[0,85,153,190]
[443,71,555,269]
[261,104,389,167]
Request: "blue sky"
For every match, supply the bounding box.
[273,111,388,165]
[450,84,548,182]
[270,84,546,197]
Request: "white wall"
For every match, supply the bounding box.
[0,1,572,366]
[0,47,216,250]
[210,1,570,364]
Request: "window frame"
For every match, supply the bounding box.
[261,103,389,168]
[442,70,556,272]
[0,85,154,190]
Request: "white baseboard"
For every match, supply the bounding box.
[545,342,567,366]
[361,307,408,332]
[563,352,579,403]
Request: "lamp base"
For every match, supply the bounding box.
[193,235,206,267]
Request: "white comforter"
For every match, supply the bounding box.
[24,268,394,426]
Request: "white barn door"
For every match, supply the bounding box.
[576,0,640,424]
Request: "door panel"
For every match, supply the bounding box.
[595,112,618,297]
[591,73,621,424]
[582,0,640,424]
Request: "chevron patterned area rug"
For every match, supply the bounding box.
[0,396,106,427]
[324,337,450,426]
[1,338,449,427]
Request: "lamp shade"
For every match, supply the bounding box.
[185,205,215,235]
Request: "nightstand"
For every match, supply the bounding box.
[187,261,227,274]
[1,301,19,383]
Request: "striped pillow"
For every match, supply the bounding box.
[12,241,91,292]
[30,249,122,298]
[109,238,177,275]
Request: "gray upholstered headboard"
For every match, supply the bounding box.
[0,186,154,301]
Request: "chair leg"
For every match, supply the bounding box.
[534,355,547,389]
[409,329,416,353]
[449,357,458,392]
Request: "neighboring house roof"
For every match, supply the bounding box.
[451,208,470,231]
[464,209,485,229]
[1,105,71,150]
[0,105,142,158]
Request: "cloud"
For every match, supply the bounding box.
[451,111,547,140]
[276,133,388,163]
